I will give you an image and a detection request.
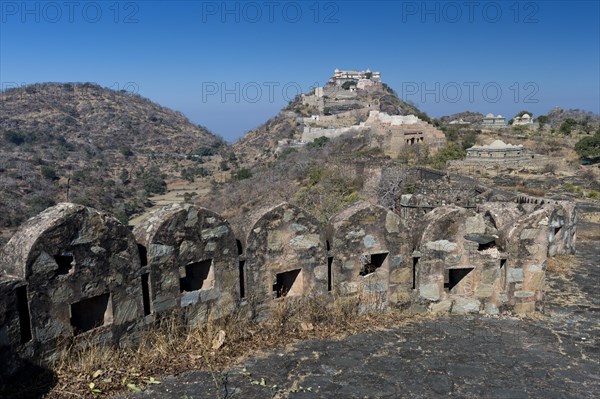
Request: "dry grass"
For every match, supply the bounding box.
[47,294,422,399]
[576,213,600,242]
[577,225,600,241]
[515,185,546,197]
[546,255,578,279]
[578,212,600,224]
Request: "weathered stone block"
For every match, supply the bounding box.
[390,268,411,284]
[245,203,326,320]
[425,240,457,252]
[420,283,440,301]
[520,229,540,240]
[451,297,481,314]
[289,234,320,249]
[475,285,494,298]
[507,268,525,283]
[363,235,377,248]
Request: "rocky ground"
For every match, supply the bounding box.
[118,219,599,399]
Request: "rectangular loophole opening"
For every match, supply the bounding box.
[180,259,214,292]
[327,257,334,291]
[412,257,420,290]
[141,273,151,316]
[478,241,496,251]
[70,293,113,335]
[554,226,562,237]
[239,260,246,299]
[54,252,74,275]
[138,244,148,266]
[16,286,32,344]
[360,252,388,276]
[273,269,302,298]
[444,268,474,291]
[500,259,507,289]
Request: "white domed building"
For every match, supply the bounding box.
[513,113,534,126]
[481,113,506,128]
[466,140,538,161]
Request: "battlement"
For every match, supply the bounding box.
[0,190,576,362]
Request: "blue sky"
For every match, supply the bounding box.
[1,0,599,142]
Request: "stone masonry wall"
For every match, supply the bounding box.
[245,203,327,320]
[133,204,239,326]
[327,202,409,311]
[0,196,576,363]
[0,203,143,360]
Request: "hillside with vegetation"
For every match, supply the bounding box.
[546,107,600,128]
[438,111,485,125]
[0,83,226,239]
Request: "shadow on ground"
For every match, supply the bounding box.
[0,347,57,399]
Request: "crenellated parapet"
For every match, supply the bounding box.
[133,203,240,325]
[0,203,143,361]
[245,203,327,320]
[327,202,408,311]
[0,197,577,362]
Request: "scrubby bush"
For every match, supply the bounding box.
[342,80,357,90]
[307,136,330,149]
[3,131,33,145]
[234,168,253,180]
[140,165,166,194]
[461,132,477,149]
[574,129,600,160]
[41,165,59,181]
[120,146,134,157]
[278,147,297,161]
[429,143,466,169]
[559,118,577,135]
[189,147,217,157]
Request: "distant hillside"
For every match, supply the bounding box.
[438,111,484,125]
[0,83,223,153]
[546,107,600,127]
[0,83,224,233]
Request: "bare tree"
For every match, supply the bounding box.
[376,167,407,211]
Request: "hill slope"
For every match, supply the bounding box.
[0,83,224,234]
[0,83,223,153]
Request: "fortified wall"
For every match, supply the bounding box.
[0,179,576,362]
[301,110,446,157]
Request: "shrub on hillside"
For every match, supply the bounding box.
[429,143,466,169]
[234,168,253,180]
[41,165,59,181]
[3,131,35,145]
[307,136,330,149]
[140,166,166,194]
[574,129,600,160]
